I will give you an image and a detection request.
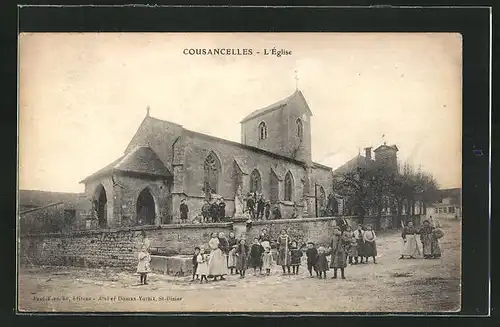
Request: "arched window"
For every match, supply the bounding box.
[203,151,221,195]
[250,169,262,194]
[284,171,294,202]
[258,122,267,140]
[296,119,303,139]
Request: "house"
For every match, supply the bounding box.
[427,188,462,219]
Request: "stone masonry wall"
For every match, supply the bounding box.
[19,223,232,271]
[19,215,410,270]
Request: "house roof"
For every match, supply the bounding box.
[373,144,399,152]
[332,155,375,175]
[80,146,171,183]
[240,90,313,123]
[19,189,88,209]
[183,129,308,166]
[438,188,461,204]
[313,162,332,171]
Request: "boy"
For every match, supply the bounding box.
[192,247,200,281]
[305,242,319,277]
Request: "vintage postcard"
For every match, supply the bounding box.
[18,32,462,312]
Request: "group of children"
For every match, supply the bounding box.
[192,236,275,282]
[137,220,446,285]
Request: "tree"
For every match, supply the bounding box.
[333,159,439,226]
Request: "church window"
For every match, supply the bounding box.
[203,151,221,194]
[250,169,262,194]
[284,171,294,202]
[296,119,303,139]
[258,122,267,140]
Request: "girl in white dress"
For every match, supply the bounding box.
[196,247,209,283]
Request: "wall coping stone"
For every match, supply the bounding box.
[21,222,234,238]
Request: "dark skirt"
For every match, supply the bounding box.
[330,249,347,268]
[277,248,291,266]
[356,239,365,257]
[248,254,263,268]
[236,254,248,271]
[363,241,377,257]
[315,255,329,272]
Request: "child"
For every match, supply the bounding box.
[235,239,249,278]
[315,246,329,279]
[363,224,377,264]
[248,238,265,276]
[289,241,303,275]
[261,247,273,276]
[192,247,200,281]
[330,226,347,279]
[228,244,238,275]
[277,229,291,275]
[305,242,319,277]
[343,226,358,265]
[137,245,151,285]
[196,247,209,283]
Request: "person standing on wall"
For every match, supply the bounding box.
[210,199,219,223]
[246,194,256,219]
[201,200,211,223]
[180,199,189,224]
[264,200,271,220]
[218,199,226,222]
[257,195,265,220]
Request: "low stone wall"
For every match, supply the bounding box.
[19,223,232,271]
[243,216,360,248]
[19,215,415,271]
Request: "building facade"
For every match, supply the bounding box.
[80,91,336,228]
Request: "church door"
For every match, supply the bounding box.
[96,184,107,228]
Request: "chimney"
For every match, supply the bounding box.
[364,147,372,160]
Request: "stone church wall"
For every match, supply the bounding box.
[174,133,308,220]
[241,107,285,155]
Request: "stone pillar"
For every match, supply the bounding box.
[241,173,250,194]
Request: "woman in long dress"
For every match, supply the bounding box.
[208,232,228,280]
[419,220,443,259]
[354,225,365,264]
[363,224,377,263]
[276,229,292,275]
[329,226,348,279]
[235,239,249,278]
[400,221,421,259]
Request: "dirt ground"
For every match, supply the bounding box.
[18,220,461,313]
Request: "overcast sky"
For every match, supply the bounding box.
[19,33,462,193]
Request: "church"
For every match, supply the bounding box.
[80,90,336,228]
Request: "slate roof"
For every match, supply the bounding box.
[80,146,171,183]
[313,162,332,171]
[19,189,87,209]
[240,90,313,123]
[438,188,461,205]
[332,155,375,175]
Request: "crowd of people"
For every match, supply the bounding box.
[136,218,445,285]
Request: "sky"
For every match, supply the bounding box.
[19,33,462,193]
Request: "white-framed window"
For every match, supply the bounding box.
[449,207,455,213]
